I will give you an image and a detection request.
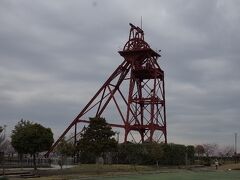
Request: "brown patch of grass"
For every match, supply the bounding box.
[24,164,157,180]
[219,163,240,170]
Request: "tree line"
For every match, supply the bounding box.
[56,118,195,166]
[0,117,237,170]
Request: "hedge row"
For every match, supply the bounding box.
[78,143,195,165]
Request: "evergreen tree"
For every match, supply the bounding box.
[11,119,54,170]
[77,117,117,162]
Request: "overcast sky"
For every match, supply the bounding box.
[0,0,240,151]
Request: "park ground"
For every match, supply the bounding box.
[4,163,240,180]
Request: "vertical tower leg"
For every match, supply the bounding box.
[45,23,167,156]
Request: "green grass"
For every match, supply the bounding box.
[95,171,240,180]
[25,164,158,180]
[71,164,155,172]
[13,164,240,180]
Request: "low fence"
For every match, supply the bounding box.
[0,156,76,169]
[0,156,51,168]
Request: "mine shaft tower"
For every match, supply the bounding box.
[46,23,167,156]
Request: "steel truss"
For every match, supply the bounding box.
[45,23,167,156]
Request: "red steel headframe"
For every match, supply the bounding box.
[45,23,167,157]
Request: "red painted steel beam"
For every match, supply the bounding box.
[45,23,167,156]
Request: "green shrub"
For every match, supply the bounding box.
[0,176,9,180]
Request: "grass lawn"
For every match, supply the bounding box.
[8,163,240,180]
[95,171,240,180]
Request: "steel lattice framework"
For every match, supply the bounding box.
[45,23,167,156]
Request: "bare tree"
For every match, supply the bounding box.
[0,126,6,148]
[202,143,218,157]
[1,140,15,156]
[219,145,235,157]
[0,125,6,175]
[195,145,205,159]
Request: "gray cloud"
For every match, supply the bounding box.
[0,0,239,150]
